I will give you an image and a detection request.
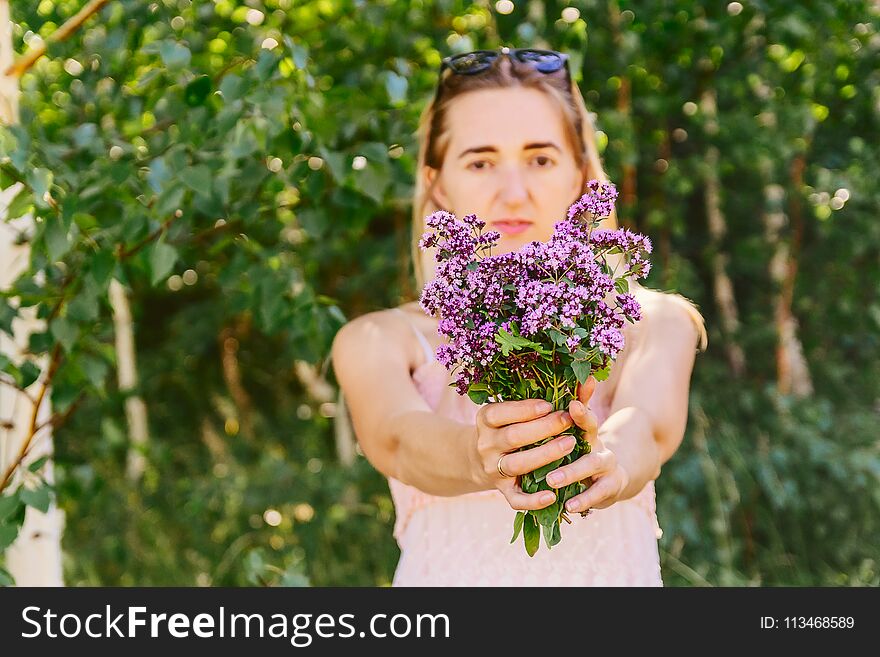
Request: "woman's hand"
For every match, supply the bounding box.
[474,399,576,511]
[544,376,631,514]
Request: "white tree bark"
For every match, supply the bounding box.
[701,89,746,377]
[0,0,64,585]
[108,278,150,482]
[763,179,813,397]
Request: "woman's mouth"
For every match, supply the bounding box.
[491,219,533,235]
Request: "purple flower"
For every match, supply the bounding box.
[616,292,642,321]
[567,179,619,220]
[416,180,649,400]
[590,324,625,358]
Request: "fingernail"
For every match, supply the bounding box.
[565,501,577,512]
[547,472,563,486]
[536,401,552,414]
[559,436,575,451]
[541,492,556,504]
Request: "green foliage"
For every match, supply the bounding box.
[0,0,877,585]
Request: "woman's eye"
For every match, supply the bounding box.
[533,155,554,167]
[467,160,491,171]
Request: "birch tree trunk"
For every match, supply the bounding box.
[701,88,746,377]
[108,279,150,482]
[762,160,813,397]
[0,0,64,586]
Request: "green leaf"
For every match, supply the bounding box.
[593,364,611,382]
[67,289,99,323]
[219,74,246,101]
[0,566,13,586]
[0,524,18,550]
[26,167,53,208]
[495,328,541,357]
[159,41,191,68]
[2,124,28,170]
[533,457,564,483]
[20,485,51,514]
[184,75,212,106]
[544,519,562,548]
[523,513,540,557]
[180,165,212,195]
[150,238,178,287]
[548,329,567,346]
[510,511,525,544]
[27,455,49,474]
[80,354,110,392]
[560,482,578,506]
[318,148,348,184]
[572,360,592,385]
[0,492,20,523]
[534,499,559,528]
[542,520,555,548]
[87,251,116,293]
[50,316,79,353]
[156,185,186,216]
[521,472,539,493]
[0,297,16,335]
[352,163,391,205]
[44,213,72,262]
[228,122,259,159]
[18,360,41,389]
[5,187,32,219]
[467,383,489,405]
[615,277,629,294]
[254,49,278,80]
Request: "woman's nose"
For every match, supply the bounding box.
[498,164,529,207]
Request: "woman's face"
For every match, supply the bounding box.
[423,86,586,253]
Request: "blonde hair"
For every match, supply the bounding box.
[409,52,707,353]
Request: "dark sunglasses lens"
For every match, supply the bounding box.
[516,49,564,73]
[449,51,495,74]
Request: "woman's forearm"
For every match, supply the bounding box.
[384,410,488,497]
[597,405,663,500]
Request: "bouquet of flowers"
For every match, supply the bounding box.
[418,180,652,556]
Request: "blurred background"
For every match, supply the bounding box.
[0,0,877,586]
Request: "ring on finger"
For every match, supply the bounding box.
[497,454,513,478]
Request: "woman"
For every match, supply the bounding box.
[332,47,708,586]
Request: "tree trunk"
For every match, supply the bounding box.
[701,89,746,377]
[0,0,64,585]
[108,278,151,482]
[762,162,813,397]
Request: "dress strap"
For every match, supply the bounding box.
[392,308,435,364]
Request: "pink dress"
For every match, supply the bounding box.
[388,309,664,586]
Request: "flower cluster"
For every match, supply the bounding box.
[419,180,651,397]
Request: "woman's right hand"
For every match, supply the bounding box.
[473,399,576,511]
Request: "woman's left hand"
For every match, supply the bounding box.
[544,376,631,514]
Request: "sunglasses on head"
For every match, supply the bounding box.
[440,46,569,75]
[434,47,570,102]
